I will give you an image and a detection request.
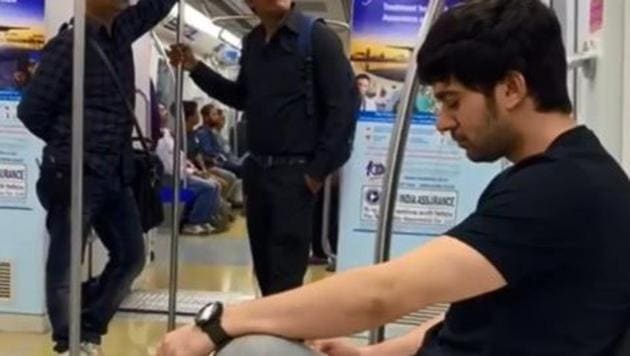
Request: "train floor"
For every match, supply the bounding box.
[0,215,334,356]
[0,215,429,355]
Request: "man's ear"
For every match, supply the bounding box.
[498,71,528,110]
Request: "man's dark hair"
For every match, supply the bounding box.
[356,73,371,82]
[417,0,572,114]
[170,100,198,120]
[200,103,214,116]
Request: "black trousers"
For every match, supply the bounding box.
[37,161,145,353]
[243,159,317,296]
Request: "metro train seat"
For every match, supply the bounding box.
[160,186,195,204]
[160,186,196,227]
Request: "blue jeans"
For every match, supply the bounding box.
[217,335,316,356]
[37,166,145,353]
[220,159,242,177]
[181,175,221,225]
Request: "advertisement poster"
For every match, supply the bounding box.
[589,0,603,35]
[0,0,47,314]
[337,0,502,271]
[0,0,45,209]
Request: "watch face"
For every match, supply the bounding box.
[196,303,217,324]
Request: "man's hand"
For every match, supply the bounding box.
[167,44,199,71]
[305,175,323,195]
[311,338,365,356]
[157,324,214,356]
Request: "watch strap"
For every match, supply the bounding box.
[198,303,232,349]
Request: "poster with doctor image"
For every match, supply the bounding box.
[350,0,461,115]
[336,0,503,271]
[0,0,45,209]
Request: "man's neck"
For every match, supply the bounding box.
[507,112,577,163]
[86,11,114,34]
[260,11,291,42]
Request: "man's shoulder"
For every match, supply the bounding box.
[43,30,73,52]
[487,156,592,204]
[312,18,330,32]
[507,155,581,182]
[195,126,212,135]
[308,16,335,41]
[243,26,262,47]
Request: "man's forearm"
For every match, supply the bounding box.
[189,63,244,110]
[361,314,445,356]
[221,264,430,341]
[115,0,178,43]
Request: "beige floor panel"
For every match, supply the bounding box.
[0,263,332,356]
[136,263,330,293]
[0,213,334,355]
[0,317,189,356]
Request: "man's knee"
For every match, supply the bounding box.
[217,335,316,356]
[126,247,146,277]
[114,238,146,277]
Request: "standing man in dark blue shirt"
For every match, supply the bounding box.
[17,0,176,354]
[169,1,358,296]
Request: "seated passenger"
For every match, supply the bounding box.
[157,102,229,234]
[185,104,242,207]
[158,1,630,355]
[204,106,244,177]
[197,104,225,167]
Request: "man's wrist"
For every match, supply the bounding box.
[192,324,216,353]
[189,60,202,73]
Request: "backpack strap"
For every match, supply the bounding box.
[295,12,323,119]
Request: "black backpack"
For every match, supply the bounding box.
[294,12,322,120]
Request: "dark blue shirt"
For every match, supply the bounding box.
[196,126,224,159]
[18,0,177,181]
[189,9,359,180]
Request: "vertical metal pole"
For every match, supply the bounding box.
[368,0,445,344]
[70,0,86,354]
[167,0,186,331]
[148,31,187,188]
[180,100,188,188]
[320,176,334,258]
[572,0,580,117]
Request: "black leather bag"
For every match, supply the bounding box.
[131,145,164,233]
[89,39,164,232]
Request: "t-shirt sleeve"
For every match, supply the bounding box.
[446,159,594,286]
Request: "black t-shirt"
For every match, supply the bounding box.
[419,127,630,356]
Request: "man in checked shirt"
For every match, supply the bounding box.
[17,0,176,354]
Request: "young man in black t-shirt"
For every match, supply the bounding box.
[157,1,630,355]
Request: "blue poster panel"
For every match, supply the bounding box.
[338,0,502,271]
[0,0,47,314]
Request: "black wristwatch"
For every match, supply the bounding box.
[195,302,232,349]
